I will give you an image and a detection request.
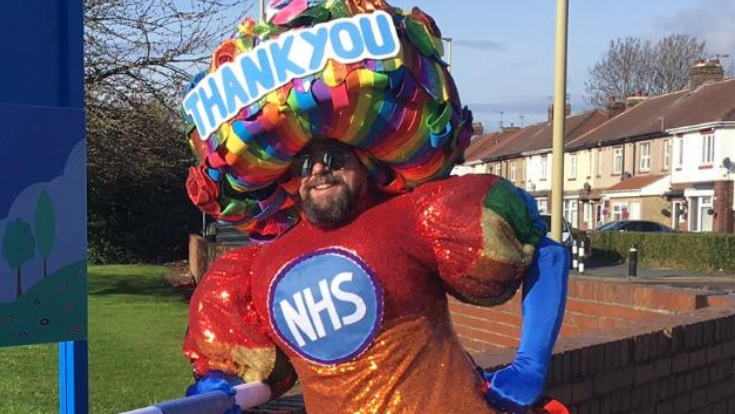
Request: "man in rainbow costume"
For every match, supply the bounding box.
[183,1,569,413]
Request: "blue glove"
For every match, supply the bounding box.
[484,237,569,414]
[185,371,244,414]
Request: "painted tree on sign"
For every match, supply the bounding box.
[34,189,56,277]
[2,218,36,299]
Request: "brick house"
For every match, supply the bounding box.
[459,108,609,225]
[460,59,735,233]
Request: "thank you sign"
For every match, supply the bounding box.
[183,11,400,139]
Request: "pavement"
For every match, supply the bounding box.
[572,261,735,294]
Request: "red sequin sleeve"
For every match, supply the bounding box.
[183,246,296,396]
[411,174,544,306]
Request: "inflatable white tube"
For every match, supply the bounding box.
[119,382,271,414]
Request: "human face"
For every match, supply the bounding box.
[297,141,368,228]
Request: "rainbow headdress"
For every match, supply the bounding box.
[183,0,472,241]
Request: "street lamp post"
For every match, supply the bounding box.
[442,37,453,72]
[550,0,569,243]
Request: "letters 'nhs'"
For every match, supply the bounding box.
[183,11,400,140]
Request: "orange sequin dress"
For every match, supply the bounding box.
[185,174,543,413]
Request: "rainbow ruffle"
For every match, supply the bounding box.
[183,0,472,242]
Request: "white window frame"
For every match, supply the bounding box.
[537,198,548,214]
[596,149,602,176]
[563,199,578,227]
[612,203,626,221]
[676,137,684,168]
[569,154,578,179]
[701,134,715,165]
[588,150,593,177]
[663,139,671,170]
[688,195,714,232]
[613,147,623,174]
[494,163,502,176]
[509,161,517,182]
[639,142,651,171]
[583,202,592,228]
[539,155,548,180]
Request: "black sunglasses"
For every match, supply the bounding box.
[291,148,351,178]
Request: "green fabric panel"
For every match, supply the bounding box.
[483,179,543,247]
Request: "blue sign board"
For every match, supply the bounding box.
[0,1,87,413]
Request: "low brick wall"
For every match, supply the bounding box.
[470,282,735,414]
[450,277,711,352]
[191,239,735,413]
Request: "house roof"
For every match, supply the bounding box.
[606,174,668,192]
[467,109,609,162]
[568,78,735,149]
[663,78,735,129]
[464,131,508,162]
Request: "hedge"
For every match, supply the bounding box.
[589,231,735,273]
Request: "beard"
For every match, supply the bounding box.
[302,175,359,228]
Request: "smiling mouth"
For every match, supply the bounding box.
[313,183,335,190]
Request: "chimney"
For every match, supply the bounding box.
[548,103,572,122]
[689,58,724,89]
[606,96,626,118]
[625,95,647,109]
[502,122,521,134]
[471,122,484,137]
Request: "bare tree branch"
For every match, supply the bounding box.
[585,34,705,108]
[85,0,251,262]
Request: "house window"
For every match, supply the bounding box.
[569,154,577,179]
[613,147,623,174]
[596,149,602,176]
[689,196,714,232]
[663,139,671,170]
[612,203,626,221]
[588,150,593,177]
[639,142,651,171]
[539,155,548,180]
[509,161,517,182]
[583,202,592,228]
[563,200,578,227]
[701,134,715,165]
[494,163,502,176]
[537,198,548,214]
[677,137,684,168]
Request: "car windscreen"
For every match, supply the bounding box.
[596,221,623,231]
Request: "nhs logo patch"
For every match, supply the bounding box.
[268,248,383,364]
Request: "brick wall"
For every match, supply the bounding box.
[470,280,735,414]
[714,181,734,233]
[450,277,709,353]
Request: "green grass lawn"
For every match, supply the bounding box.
[0,265,194,414]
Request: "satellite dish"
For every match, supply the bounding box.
[723,157,732,169]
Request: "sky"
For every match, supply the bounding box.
[374,0,735,133]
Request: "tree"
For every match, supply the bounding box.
[34,189,56,277]
[85,0,245,262]
[585,34,706,108]
[2,219,36,299]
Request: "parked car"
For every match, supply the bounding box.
[595,220,676,232]
[539,214,591,256]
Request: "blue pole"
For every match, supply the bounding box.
[59,1,87,412]
[60,341,89,414]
